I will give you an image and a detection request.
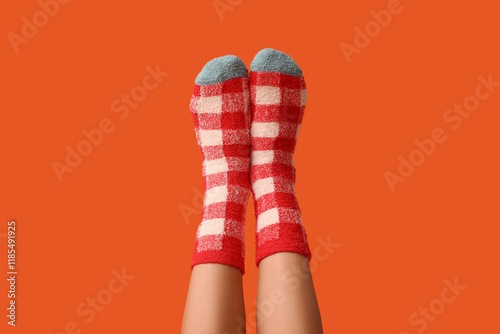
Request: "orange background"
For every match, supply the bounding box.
[1,0,499,333]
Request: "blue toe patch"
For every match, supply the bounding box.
[195,55,248,85]
[250,48,302,77]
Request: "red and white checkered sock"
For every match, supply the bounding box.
[249,49,312,266]
[189,55,251,274]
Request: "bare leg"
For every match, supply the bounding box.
[256,253,323,334]
[182,264,246,334]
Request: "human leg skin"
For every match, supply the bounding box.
[181,264,246,334]
[256,253,323,334]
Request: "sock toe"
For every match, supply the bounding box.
[250,48,302,77]
[195,55,248,85]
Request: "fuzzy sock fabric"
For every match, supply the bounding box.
[189,55,251,274]
[249,48,312,266]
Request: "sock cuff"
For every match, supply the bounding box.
[255,241,312,267]
[191,250,245,275]
[191,235,245,274]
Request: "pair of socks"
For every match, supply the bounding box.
[189,48,311,274]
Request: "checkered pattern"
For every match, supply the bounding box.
[249,71,312,266]
[189,76,251,274]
